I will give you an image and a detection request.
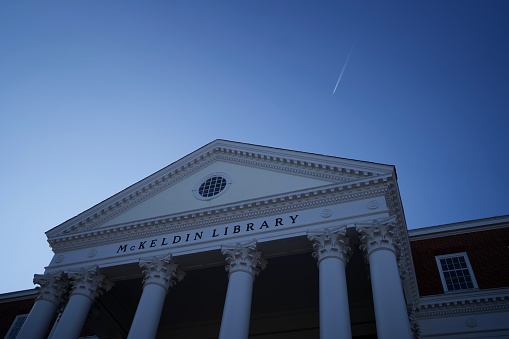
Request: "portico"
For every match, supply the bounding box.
[17,140,419,339]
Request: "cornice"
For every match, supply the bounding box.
[47,143,393,239]
[48,176,393,252]
[385,182,421,307]
[415,288,509,318]
[409,215,509,241]
[0,289,38,303]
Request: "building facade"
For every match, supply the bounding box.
[2,140,508,339]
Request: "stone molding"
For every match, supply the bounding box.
[415,288,509,318]
[222,240,267,278]
[67,266,113,302]
[356,217,401,257]
[140,253,185,292]
[407,305,422,339]
[49,182,391,252]
[386,183,420,307]
[33,271,68,306]
[47,141,392,240]
[307,225,351,264]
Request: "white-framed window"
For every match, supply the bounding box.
[193,172,232,200]
[435,252,478,292]
[5,314,28,339]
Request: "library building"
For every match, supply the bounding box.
[1,140,508,339]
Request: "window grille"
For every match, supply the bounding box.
[5,314,28,339]
[435,252,478,292]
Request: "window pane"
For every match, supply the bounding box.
[437,254,476,291]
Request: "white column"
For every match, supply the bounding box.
[308,226,352,339]
[17,272,68,339]
[50,266,112,339]
[357,218,413,339]
[127,253,184,339]
[219,240,266,339]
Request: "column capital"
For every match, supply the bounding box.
[140,253,185,292]
[222,240,267,277]
[356,217,401,257]
[68,266,113,302]
[33,271,68,306]
[307,225,351,264]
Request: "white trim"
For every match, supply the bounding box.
[5,314,28,339]
[435,252,478,292]
[0,289,37,303]
[192,172,232,201]
[409,215,509,240]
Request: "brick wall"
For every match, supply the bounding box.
[0,297,35,338]
[410,227,509,296]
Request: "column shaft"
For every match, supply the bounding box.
[49,266,111,339]
[127,284,167,339]
[308,226,352,339]
[357,218,413,339]
[219,240,266,339]
[17,272,67,339]
[319,257,351,339]
[219,271,254,339]
[127,253,184,339]
[50,294,92,339]
[17,300,58,339]
[369,250,412,339]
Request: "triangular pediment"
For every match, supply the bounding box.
[46,140,394,240]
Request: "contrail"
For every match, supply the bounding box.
[332,43,356,95]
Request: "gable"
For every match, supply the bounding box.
[46,140,394,239]
[101,159,334,227]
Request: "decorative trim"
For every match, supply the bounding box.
[67,266,113,302]
[367,200,379,210]
[222,239,267,278]
[307,225,351,264]
[409,215,509,240]
[415,288,509,318]
[466,318,477,327]
[49,181,391,252]
[33,272,68,306]
[48,142,392,239]
[321,209,332,218]
[140,253,185,292]
[386,183,420,306]
[356,217,401,257]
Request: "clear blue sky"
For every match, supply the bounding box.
[1,1,508,294]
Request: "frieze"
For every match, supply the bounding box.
[115,215,299,255]
[416,303,509,318]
